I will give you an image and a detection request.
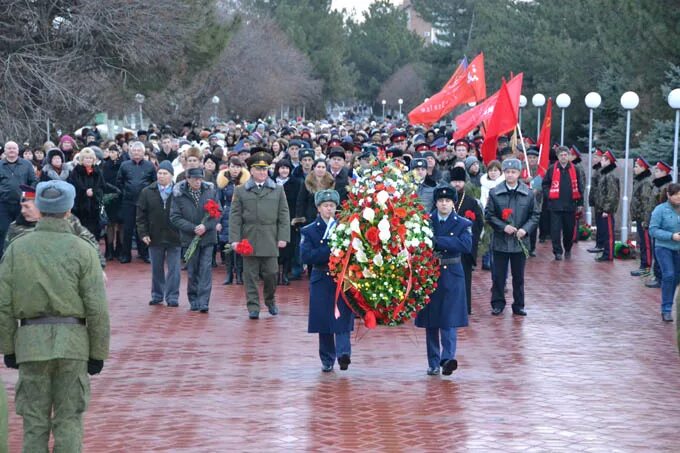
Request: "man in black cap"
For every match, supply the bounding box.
[230,149,290,319]
[327,147,349,203]
[449,167,484,314]
[410,158,436,212]
[291,148,315,184]
[486,158,539,316]
[170,167,221,313]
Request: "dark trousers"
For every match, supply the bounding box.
[290,228,302,278]
[655,246,680,314]
[120,202,148,260]
[186,245,213,309]
[491,251,526,311]
[462,254,473,314]
[601,214,615,260]
[425,327,457,369]
[538,206,551,240]
[318,333,351,368]
[529,227,537,253]
[549,210,576,255]
[637,222,652,269]
[149,245,181,305]
[654,239,662,280]
[0,201,20,258]
[594,211,605,248]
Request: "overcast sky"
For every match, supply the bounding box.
[331,0,400,20]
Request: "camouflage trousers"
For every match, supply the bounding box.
[1,377,8,453]
[15,359,89,453]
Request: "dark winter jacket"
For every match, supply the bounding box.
[630,170,654,225]
[485,181,540,254]
[170,180,221,248]
[328,167,350,204]
[116,158,156,203]
[0,158,37,203]
[68,165,105,229]
[592,163,620,214]
[541,162,584,211]
[136,182,181,247]
[156,148,178,164]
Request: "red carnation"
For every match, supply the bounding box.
[366,226,380,246]
[204,199,222,219]
[234,239,254,256]
[502,208,513,221]
[464,210,476,221]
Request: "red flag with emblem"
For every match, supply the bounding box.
[537,98,553,177]
[408,53,486,126]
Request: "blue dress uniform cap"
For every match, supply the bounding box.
[289,139,306,148]
[433,186,458,203]
[299,148,315,160]
[410,158,427,170]
[314,189,340,207]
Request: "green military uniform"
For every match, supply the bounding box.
[229,172,290,315]
[0,377,7,453]
[0,217,110,453]
[4,214,106,268]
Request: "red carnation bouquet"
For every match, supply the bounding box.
[184,199,222,261]
[464,210,476,221]
[500,208,529,258]
[234,239,254,256]
[328,156,440,328]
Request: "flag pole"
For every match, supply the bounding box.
[516,124,531,179]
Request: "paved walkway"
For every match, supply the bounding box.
[2,240,680,452]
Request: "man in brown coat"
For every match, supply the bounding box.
[229,149,290,319]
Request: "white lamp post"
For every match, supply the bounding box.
[135,93,145,129]
[398,98,403,120]
[211,96,220,123]
[620,91,639,243]
[381,99,386,119]
[584,91,602,225]
[668,88,680,182]
[532,93,545,139]
[555,93,571,146]
[519,95,527,130]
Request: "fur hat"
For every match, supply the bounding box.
[35,180,75,213]
[185,146,202,160]
[314,189,340,207]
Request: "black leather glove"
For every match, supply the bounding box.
[87,359,104,375]
[4,354,18,369]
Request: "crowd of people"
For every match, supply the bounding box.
[1,117,679,451]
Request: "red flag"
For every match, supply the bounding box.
[408,53,486,126]
[537,98,553,177]
[479,75,523,164]
[453,73,523,140]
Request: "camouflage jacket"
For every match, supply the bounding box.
[652,174,672,206]
[592,163,620,214]
[588,163,601,207]
[630,170,654,224]
[0,218,110,363]
[5,214,105,268]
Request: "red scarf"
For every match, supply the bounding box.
[85,166,94,175]
[549,163,581,200]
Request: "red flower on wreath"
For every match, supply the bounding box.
[464,210,476,221]
[366,226,380,246]
[393,207,407,218]
[502,208,513,221]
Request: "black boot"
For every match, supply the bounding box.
[236,271,243,285]
[281,262,290,286]
[223,260,233,285]
[105,241,114,261]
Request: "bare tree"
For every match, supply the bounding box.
[0,0,200,142]
[376,64,427,113]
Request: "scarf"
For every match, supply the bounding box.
[85,166,94,175]
[43,164,70,181]
[276,176,289,186]
[549,163,581,200]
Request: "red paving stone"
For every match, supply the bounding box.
[2,240,680,452]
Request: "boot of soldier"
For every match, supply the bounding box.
[223,260,233,285]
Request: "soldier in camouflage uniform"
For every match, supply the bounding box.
[646,161,674,288]
[630,157,655,276]
[4,185,106,269]
[0,180,110,453]
[592,150,620,262]
[587,149,605,253]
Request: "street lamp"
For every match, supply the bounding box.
[135,93,145,129]
[381,99,386,119]
[555,93,571,146]
[211,96,220,123]
[532,93,545,139]
[584,91,602,225]
[620,91,639,243]
[519,95,527,130]
[668,88,680,182]
[398,98,403,120]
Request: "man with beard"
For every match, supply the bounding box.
[592,151,620,262]
[630,157,654,277]
[449,167,484,314]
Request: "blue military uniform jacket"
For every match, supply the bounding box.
[300,216,354,334]
[415,211,472,329]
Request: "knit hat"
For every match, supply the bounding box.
[158,161,174,175]
[464,156,479,172]
[35,180,75,213]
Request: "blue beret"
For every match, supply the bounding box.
[35,180,75,213]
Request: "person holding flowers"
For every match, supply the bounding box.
[485,158,540,316]
[415,186,472,376]
[300,189,354,372]
[170,167,221,313]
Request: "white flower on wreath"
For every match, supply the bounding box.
[362,207,375,223]
[378,217,391,242]
[351,237,364,251]
[373,253,384,267]
[355,249,368,263]
[421,226,433,237]
[376,190,389,207]
[350,217,361,234]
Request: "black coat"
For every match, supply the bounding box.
[136,183,181,247]
[328,167,349,204]
[170,181,221,247]
[455,188,484,262]
[156,148,178,163]
[485,182,540,254]
[279,178,301,261]
[542,162,584,211]
[116,159,156,203]
[68,165,105,233]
